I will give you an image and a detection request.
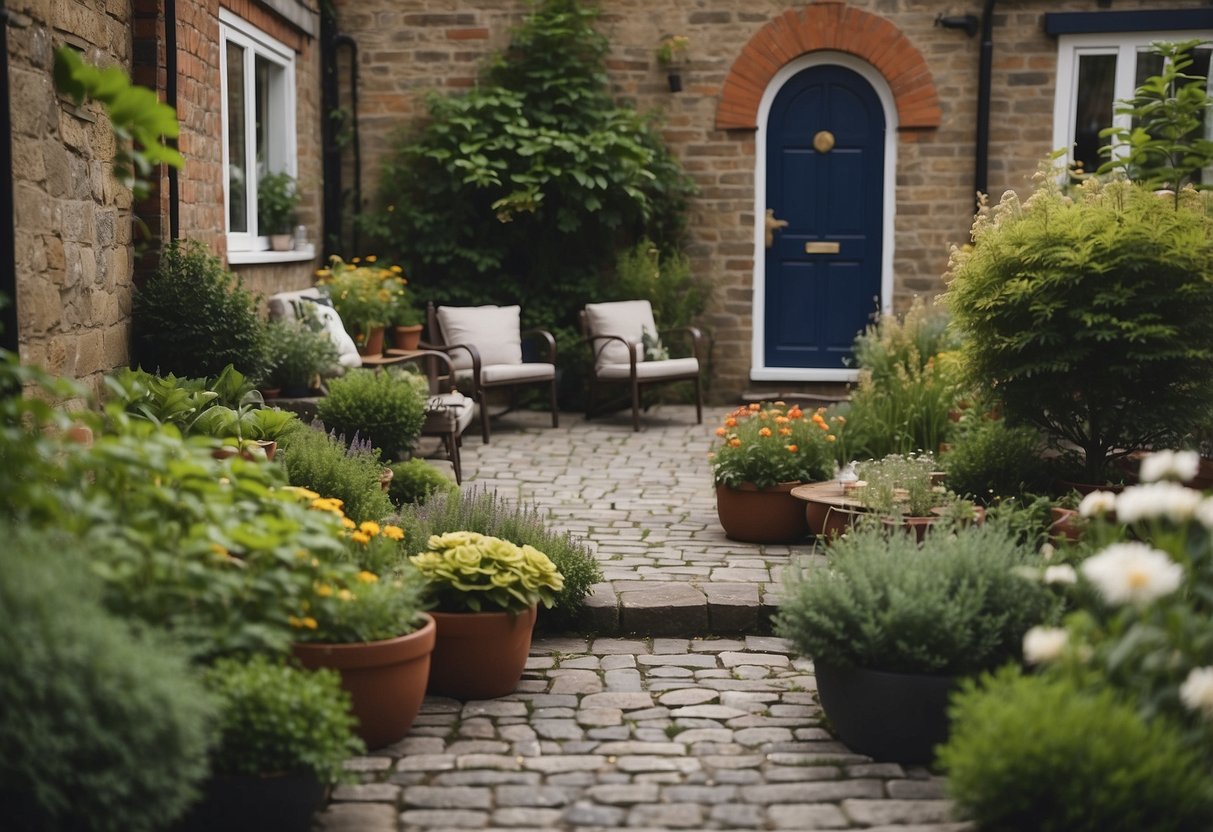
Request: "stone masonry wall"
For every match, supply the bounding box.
[338,0,1209,401]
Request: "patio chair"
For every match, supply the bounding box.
[425,303,559,444]
[388,350,475,484]
[580,300,706,431]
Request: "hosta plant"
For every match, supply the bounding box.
[410,531,564,614]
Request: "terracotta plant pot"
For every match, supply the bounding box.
[814,661,958,765]
[1048,506,1084,545]
[357,326,386,357]
[292,614,435,750]
[715,482,810,543]
[427,606,537,700]
[392,324,423,351]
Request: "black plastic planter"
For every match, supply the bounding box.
[814,661,958,764]
[175,771,326,832]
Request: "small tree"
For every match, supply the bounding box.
[944,169,1213,480]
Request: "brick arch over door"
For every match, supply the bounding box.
[716,2,941,132]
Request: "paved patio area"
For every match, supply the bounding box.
[453,405,828,636]
[319,407,969,832]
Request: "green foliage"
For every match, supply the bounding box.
[315,368,427,460]
[940,668,1213,832]
[942,415,1050,504]
[297,565,427,643]
[855,452,947,516]
[264,318,340,391]
[53,47,182,200]
[133,240,268,379]
[362,0,695,378]
[257,171,300,234]
[203,655,363,782]
[709,402,838,489]
[613,239,708,331]
[277,421,395,523]
[389,458,458,506]
[0,525,215,832]
[396,486,602,625]
[844,298,964,459]
[1098,40,1213,198]
[776,523,1055,674]
[410,531,565,613]
[945,173,1213,481]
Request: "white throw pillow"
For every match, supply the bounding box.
[584,300,657,371]
[266,288,362,369]
[436,305,523,371]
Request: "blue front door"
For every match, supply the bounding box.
[764,65,885,370]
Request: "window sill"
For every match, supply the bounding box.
[228,244,316,266]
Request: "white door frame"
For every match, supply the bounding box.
[750,52,898,383]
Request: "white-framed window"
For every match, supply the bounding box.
[1053,32,1213,179]
[220,10,297,253]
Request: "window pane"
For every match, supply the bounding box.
[226,42,248,233]
[1073,54,1117,176]
[255,56,272,180]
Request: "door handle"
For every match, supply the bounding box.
[764,209,788,248]
[805,241,840,254]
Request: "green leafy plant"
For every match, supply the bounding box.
[709,402,838,489]
[257,171,301,235]
[133,239,268,379]
[613,239,708,333]
[942,414,1050,504]
[856,452,948,517]
[276,421,395,524]
[945,171,1213,481]
[655,34,690,66]
[940,668,1213,832]
[389,458,458,506]
[315,368,426,460]
[0,525,215,832]
[775,522,1055,674]
[410,531,564,613]
[103,367,220,431]
[315,255,406,346]
[395,486,601,624]
[203,655,363,783]
[1098,40,1213,200]
[264,318,341,392]
[53,47,182,200]
[191,405,298,444]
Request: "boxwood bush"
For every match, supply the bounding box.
[315,368,426,461]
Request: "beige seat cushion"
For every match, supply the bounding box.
[436,305,523,371]
[267,288,362,369]
[423,391,476,435]
[584,300,657,371]
[597,357,699,380]
[480,362,556,385]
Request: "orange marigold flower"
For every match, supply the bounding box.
[788,406,804,419]
[775,416,789,425]
[759,427,772,437]
[774,400,786,407]
[779,427,792,436]
[725,418,738,428]
[758,411,769,421]
[728,438,742,448]
[786,445,798,453]
[748,403,761,411]
[715,427,727,437]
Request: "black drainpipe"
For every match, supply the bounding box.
[0,1,19,355]
[166,0,178,240]
[974,0,998,210]
[321,4,360,259]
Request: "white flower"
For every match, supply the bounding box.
[1039,542,1056,561]
[1023,626,1069,664]
[1080,542,1184,605]
[1078,490,1118,518]
[1043,565,1077,585]
[1115,482,1202,524]
[1180,667,1213,719]
[1198,497,1213,530]
[1139,450,1200,484]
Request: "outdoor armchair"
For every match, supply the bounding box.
[580,300,706,431]
[424,303,559,444]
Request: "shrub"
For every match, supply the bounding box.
[776,523,1055,674]
[132,239,267,379]
[0,526,215,832]
[203,655,363,783]
[940,668,1213,832]
[389,458,457,506]
[315,368,426,460]
[945,172,1213,481]
[942,415,1050,504]
[396,487,601,626]
[264,318,340,392]
[277,421,395,524]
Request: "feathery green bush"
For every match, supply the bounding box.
[316,368,426,460]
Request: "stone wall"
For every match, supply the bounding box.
[336,0,1208,401]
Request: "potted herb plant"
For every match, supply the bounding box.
[409,531,564,700]
[315,255,400,355]
[709,402,838,543]
[853,451,977,540]
[264,318,341,398]
[257,172,300,251]
[776,522,1055,763]
[179,654,364,832]
[384,263,424,350]
[656,34,689,92]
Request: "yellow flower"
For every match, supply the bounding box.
[289,615,318,630]
[314,268,331,277]
[366,255,377,263]
[337,589,354,602]
[360,521,381,536]
[826,434,837,442]
[210,543,229,557]
[351,531,371,545]
[315,583,334,597]
[351,257,361,264]
[390,265,403,274]
[285,486,320,500]
[382,525,404,541]
[357,570,379,584]
[342,517,357,529]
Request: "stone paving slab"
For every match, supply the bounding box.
[317,637,967,832]
[451,406,825,636]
